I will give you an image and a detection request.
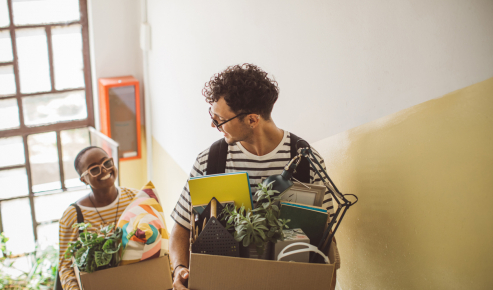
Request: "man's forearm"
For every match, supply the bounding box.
[170,223,191,270]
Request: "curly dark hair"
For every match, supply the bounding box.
[202,63,279,120]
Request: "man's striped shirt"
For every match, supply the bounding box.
[171,131,336,230]
[58,187,138,290]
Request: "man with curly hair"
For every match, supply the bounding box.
[169,64,339,290]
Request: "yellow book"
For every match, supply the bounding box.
[188,172,253,210]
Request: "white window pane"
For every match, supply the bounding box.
[22,90,87,126]
[52,25,84,90]
[1,256,31,278]
[37,222,59,249]
[12,0,80,26]
[0,65,16,96]
[0,0,9,28]
[28,132,61,192]
[0,98,20,130]
[0,136,25,167]
[0,30,13,63]
[61,128,90,188]
[0,168,29,199]
[1,198,36,255]
[16,28,51,94]
[34,189,88,223]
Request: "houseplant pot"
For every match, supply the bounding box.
[239,242,273,260]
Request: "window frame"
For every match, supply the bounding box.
[0,0,94,247]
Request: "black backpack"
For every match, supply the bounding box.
[55,203,84,290]
[206,132,310,183]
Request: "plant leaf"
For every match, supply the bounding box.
[257,229,266,240]
[72,222,91,231]
[235,232,247,242]
[94,251,113,267]
[108,227,122,239]
[102,239,121,254]
[100,224,114,235]
[256,224,268,231]
[76,247,90,267]
[85,252,97,273]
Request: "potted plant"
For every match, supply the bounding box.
[64,223,122,273]
[222,181,290,259]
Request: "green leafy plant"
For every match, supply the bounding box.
[0,232,8,262]
[64,223,122,273]
[0,232,58,290]
[222,181,290,256]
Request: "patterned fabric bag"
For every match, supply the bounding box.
[117,181,170,265]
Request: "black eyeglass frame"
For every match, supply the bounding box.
[208,107,251,131]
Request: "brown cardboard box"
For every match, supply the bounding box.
[189,253,334,290]
[73,255,173,290]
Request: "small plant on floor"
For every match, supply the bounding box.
[222,181,290,256]
[64,223,122,273]
[0,232,58,290]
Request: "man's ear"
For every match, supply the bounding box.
[247,114,260,129]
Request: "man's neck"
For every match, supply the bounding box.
[240,121,284,156]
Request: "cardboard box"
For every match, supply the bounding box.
[74,255,173,290]
[189,253,334,290]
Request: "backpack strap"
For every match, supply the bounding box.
[55,203,85,290]
[71,203,84,234]
[206,133,311,183]
[206,138,228,175]
[290,132,311,183]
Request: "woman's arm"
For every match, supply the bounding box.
[58,207,81,290]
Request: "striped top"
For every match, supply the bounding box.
[58,187,139,290]
[171,130,336,230]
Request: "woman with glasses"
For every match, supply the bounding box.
[57,146,139,290]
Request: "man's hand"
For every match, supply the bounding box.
[170,224,191,290]
[173,267,190,290]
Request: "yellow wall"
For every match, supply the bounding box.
[313,77,493,289]
[119,126,148,190]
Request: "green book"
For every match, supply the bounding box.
[279,202,328,247]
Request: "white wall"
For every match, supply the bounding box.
[146,0,493,173]
[87,0,143,128]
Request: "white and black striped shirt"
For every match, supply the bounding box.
[171,131,336,230]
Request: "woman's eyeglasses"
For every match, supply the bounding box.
[208,107,250,131]
[81,158,114,178]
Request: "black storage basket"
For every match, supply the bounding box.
[191,197,239,257]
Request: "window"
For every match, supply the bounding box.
[0,0,94,256]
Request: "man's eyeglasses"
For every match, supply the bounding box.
[81,158,114,178]
[208,107,250,131]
